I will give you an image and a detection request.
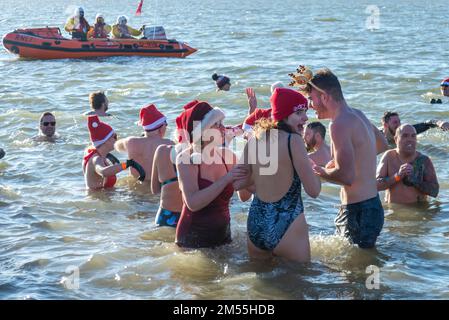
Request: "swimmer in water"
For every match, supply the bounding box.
[175,101,252,248]
[83,115,142,189]
[151,100,198,227]
[235,88,321,262]
[303,121,331,167]
[84,91,111,117]
[303,67,384,249]
[35,112,58,142]
[115,104,173,183]
[212,73,231,91]
[380,111,448,147]
[376,124,439,204]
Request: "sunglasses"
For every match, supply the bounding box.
[42,122,56,126]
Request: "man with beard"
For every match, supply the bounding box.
[380,111,448,147]
[376,124,439,203]
[303,122,331,167]
[306,68,384,249]
[84,91,111,117]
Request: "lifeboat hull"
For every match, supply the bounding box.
[2,27,197,59]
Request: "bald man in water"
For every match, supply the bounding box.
[376,124,439,204]
[380,111,448,147]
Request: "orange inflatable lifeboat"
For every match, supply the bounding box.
[2,27,197,59]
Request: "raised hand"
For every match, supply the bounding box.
[436,120,449,131]
[245,87,257,114]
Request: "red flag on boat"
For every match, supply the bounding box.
[135,0,144,16]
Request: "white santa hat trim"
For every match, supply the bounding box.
[143,116,167,131]
[191,107,225,144]
[93,129,115,148]
[242,122,253,133]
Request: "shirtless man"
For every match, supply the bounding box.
[307,68,384,248]
[376,124,439,204]
[380,111,448,147]
[84,91,111,117]
[303,121,331,167]
[115,104,173,182]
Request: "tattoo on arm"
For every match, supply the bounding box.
[411,157,439,197]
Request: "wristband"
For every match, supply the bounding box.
[121,162,127,170]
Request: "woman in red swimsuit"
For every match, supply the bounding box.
[175,101,252,248]
[83,115,143,189]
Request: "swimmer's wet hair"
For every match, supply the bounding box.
[382,111,399,124]
[39,111,55,123]
[89,91,107,110]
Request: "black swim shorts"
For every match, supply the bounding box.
[335,194,384,249]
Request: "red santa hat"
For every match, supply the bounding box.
[189,103,224,144]
[139,104,166,131]
[440,77,449,86]
[88,115,115,148]
[176,101,225,162]
[243,108,272,132]
[175,100,200,143]
[270,87,308,122]
[182,99,199,110]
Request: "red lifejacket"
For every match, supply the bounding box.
[91,23,108,38]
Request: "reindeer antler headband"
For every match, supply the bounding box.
[288,65,325,93]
